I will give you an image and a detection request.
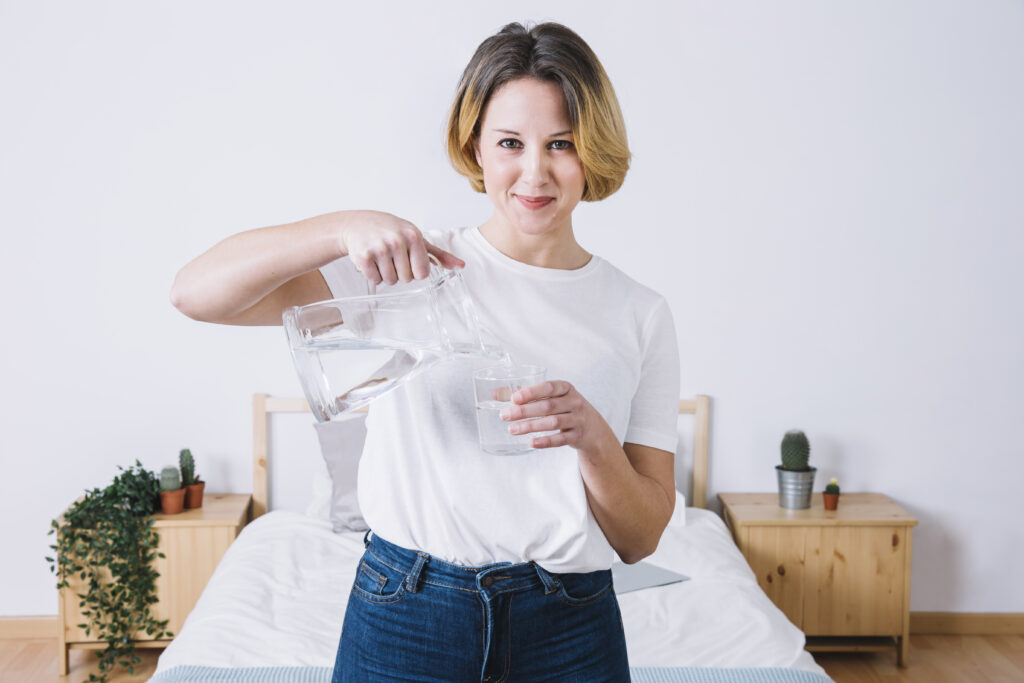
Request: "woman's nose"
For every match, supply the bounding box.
[520,147,549,185]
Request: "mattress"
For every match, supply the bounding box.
[151,497,830,681]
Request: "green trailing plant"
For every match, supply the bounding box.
[160,466,181,491]
[825,478,840,495]
[46,461,171,682]
[780,429,811,471]
[179,448,200,486]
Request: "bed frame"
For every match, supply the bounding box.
[251,394,711,519]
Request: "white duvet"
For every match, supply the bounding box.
[154,496,826,677]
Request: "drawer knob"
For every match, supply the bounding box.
[893,533,899,548]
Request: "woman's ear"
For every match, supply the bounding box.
[473,137,482,167]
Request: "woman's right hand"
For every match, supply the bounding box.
[339,210,465,286]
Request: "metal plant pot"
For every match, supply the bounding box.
[776,465,817,509]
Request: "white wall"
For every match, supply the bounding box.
[2,0,1021,617]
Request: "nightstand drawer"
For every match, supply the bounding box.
[743,524,907,636]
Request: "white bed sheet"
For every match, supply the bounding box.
[154,497,826,677]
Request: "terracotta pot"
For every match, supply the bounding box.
[160,488,186,514]
[185,481,206,509]
[823,492,840,511]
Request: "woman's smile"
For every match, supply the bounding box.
[514,194,555,210]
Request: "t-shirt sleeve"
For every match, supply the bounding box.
[624,298,680,454]
[319,256,372,299]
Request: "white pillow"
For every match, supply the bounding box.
[671,489,687,526]
[304,469,333,521]
[312,415,369,532]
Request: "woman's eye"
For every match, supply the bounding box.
[496,139,573,150]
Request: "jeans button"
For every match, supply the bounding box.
[481,575,494,588]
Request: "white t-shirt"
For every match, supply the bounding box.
[319,226,679,573]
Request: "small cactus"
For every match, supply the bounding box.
[780,430,811,471]
[179,449,196,486]
[160,466,181,491]
[825,478,840,495]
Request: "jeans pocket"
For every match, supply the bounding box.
[556,570,613,607]
[351,551,408,604]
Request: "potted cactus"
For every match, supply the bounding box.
[180,448,205,509]
[823,477,840,510]
[776,429,816,509]
[159,466,186,514]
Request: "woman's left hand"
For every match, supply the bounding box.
[500,380,615,453]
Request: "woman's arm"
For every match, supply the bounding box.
[170,210,464,325]
[579,441,675,564]
[170,212,340,325]
[502,382,675,563]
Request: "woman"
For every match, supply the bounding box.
[172,21,679,683]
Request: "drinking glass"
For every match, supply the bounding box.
[473,365,547,455]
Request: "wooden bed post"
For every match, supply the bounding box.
[679,395,711,509]
[253,393,269,519]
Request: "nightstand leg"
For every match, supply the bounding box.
[898,633,910,667]
[59,643,69,676]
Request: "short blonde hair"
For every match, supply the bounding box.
[445,22,630,202]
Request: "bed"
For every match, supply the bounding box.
[150,395,832,683]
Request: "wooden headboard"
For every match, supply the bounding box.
[252,394,711,518]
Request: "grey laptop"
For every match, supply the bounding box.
[611,561,689,594]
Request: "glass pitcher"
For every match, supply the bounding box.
[283,259,501,422]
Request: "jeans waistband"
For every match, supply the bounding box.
[363,530,573,597]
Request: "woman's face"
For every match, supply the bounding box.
[474,77,585,239]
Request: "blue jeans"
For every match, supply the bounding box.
[331,531,630,682]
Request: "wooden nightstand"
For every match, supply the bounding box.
[57,492,251,675]
[718,493,918,666]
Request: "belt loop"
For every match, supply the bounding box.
[533,562,561,595]
[406,552,429,593]
[363,529,372,548]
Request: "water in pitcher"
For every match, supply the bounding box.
[283,259,518,422]
[289,332,512,420]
